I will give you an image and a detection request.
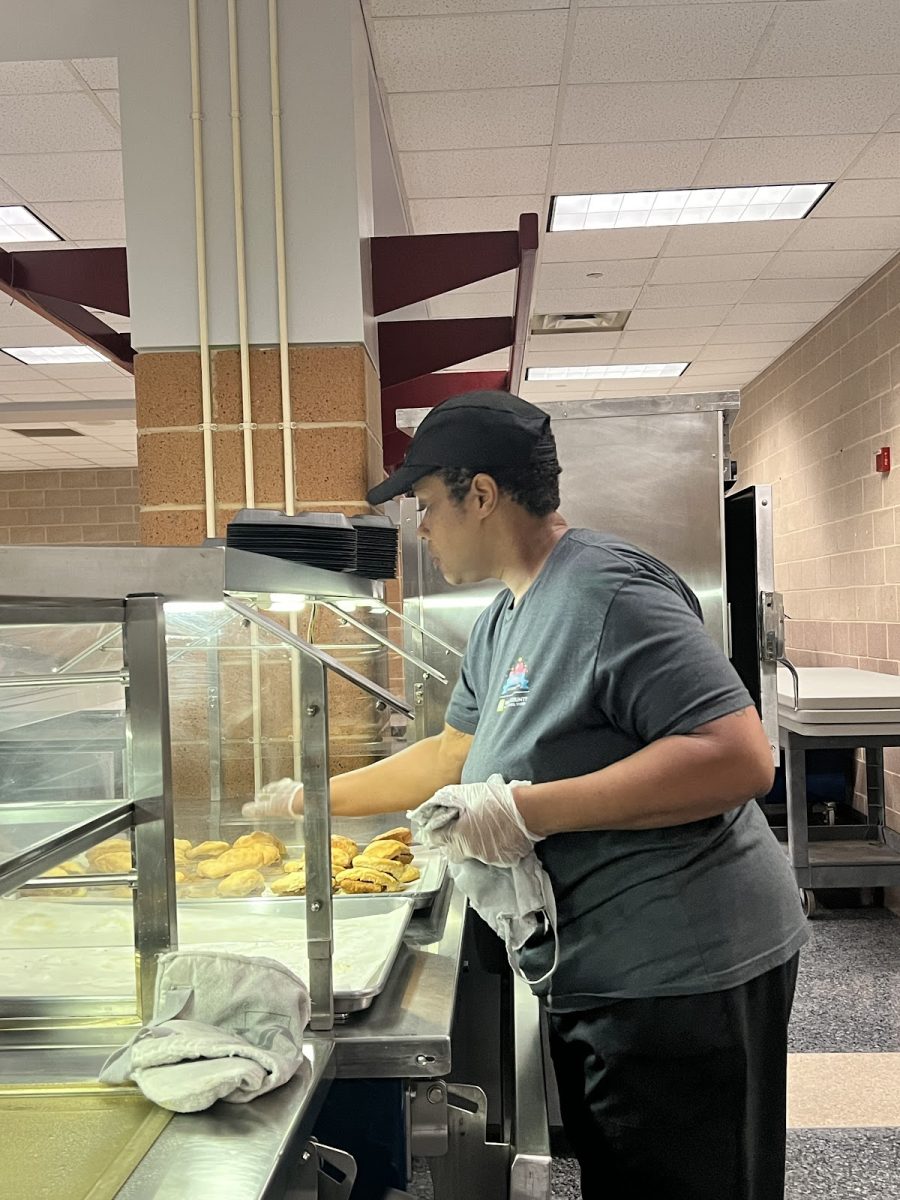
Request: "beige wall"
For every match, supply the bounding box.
[732,250,900,828]
[0,467,139,546]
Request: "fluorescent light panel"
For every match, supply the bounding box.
[0,205,60,244]
[527,363,689,381]
[1,346,109,365]
[549,184,830,231]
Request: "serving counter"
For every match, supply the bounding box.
[0,546,552,1200]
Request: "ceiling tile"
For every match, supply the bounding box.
[526,348,615,367]
[662,221,798,256]
[724,302,833,325]
[814,179,900,219]
[79,388,135,401]
[34,364,126,380]
[618,327,717,349]
[0,379,74,395]
[750,0,900,78]
[0,152,123,202]
[54,375,134,393]
[847,133,900,179]
[638,281,753,309]
[559,81,738,144]
[0,303,52,329]
[626,305,733,329]
[722,77,900,138]
[785,215,900,252]
[529,332,622,353]
[0,93,120,154]
[389,87,556,150]
[0,365,40,382]
[553,140,709,193]
[569,5,771,83]
[373,12,567,92]
[542,228,668,262]
[29,200,126,241]
[1,326,79,346]
[687,357,775,374]
[538,259,654,289]
[697,341,793,361]
[761,249,893,279]
[742,277,861,304]
[408,195,543,233]
[70,58,119,90]
[694,134,870,188]
[0,61,82,95]
[649,253,773,286]
[372,0,567,11]
[707,321,811,343]
[609,347,705,365]
[444,269,517,297]
[536,287,642,313]
[399,147,550,197]
[95,91,120,124]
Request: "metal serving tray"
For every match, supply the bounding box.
[0,894,413,1020]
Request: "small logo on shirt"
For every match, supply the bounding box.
[497,657,530,712]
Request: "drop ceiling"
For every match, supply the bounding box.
[365,0,900,406]
[0,5,899,467]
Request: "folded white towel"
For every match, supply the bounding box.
[101,949,310,1112]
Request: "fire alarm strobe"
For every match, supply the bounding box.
[876,447,891,474]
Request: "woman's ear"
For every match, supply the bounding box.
[470,472,500,517]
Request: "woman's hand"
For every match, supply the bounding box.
[241,778,304,820]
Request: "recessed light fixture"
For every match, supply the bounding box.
[1,346,109,366]
[527,363,689,381]
[548,183,831,231]
[0,205,60,244]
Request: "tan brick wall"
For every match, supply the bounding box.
[731,250,900,830]
[0,468,139,545]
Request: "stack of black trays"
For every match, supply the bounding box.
[225,510,357,572]
[351,515,398,580]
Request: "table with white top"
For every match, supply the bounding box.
[778,666,900,911]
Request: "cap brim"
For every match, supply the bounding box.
[366,464,435,506]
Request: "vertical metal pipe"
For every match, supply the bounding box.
[188,0,216,539]
[124,595,178,1022]
[300,658,334,1030]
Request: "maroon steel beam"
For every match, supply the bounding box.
[380,369,508,468]
[0,249,133,372]
[6,247,130,316]
[508,213,539,396]
[378,316,513,389]
[371,230,520,316]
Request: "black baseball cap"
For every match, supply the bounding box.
[367,390,553,506]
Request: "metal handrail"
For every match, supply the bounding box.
[317,600,449,685]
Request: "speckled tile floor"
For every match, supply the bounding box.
[412,909,900,1199]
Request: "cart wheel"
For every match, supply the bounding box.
[800,889,818,919]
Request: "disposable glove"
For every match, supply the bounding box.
[409,774,541,867]
[241,778,304,820]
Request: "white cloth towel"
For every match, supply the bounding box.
[100,949,310,1112]
[410,788,559,987]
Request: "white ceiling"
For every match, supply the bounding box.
[2,11,900,465]
[0,57,133,468]
[366,0,900,404]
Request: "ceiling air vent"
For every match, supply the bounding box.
[531,311,630,334]
[7,428,85,438]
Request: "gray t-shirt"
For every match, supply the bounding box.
[445,529,807,1011]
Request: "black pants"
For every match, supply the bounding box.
[547,955,800,1200]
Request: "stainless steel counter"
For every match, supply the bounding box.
[315,880,466,1079]
[0,1039,335,1200]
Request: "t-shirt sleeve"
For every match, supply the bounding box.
[593,574,753,744]
[445,653,480,734]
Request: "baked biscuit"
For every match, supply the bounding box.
[399,864,421,884]
[216,868,266,898]
[352,855,407,881]
[233,831,287,857]
[337,877,382,894]
[283,858,305,874]
[330,835,359,859]
[378,826,413,846]
[186,840,230,861]
[197,845,266,878]
[364,839,413,865]
[86,838,130,866]
[335,867,400,893]
[173,838,193,854]
[270,872,307,896]
[93,852,133,874]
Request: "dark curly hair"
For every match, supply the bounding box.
[436,430,561,518]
